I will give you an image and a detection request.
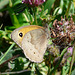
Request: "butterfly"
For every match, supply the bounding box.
[11,25,49,63]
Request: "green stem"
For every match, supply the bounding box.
[60,47,68,57]
[31,63,35,75]
[9,0,13,7]
[0,43,15,64]
[33,7,37,25]
[69,42,75,75]
[65,0,72,18]
[47,65,51,75]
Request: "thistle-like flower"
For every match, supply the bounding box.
[22,0,46,6]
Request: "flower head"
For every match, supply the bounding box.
[22,0,46,6]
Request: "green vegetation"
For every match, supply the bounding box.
[0,0,75,75]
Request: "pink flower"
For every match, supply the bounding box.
[22,0,46,6]
[67,47,73,55]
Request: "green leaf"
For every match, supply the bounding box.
[11,0,22,6]
[71,69,75,75]
[0,43,15,64]
[8,8,21,28]
[37,62,48,75]
[0,0,9,10]
[40,9,48,17]
[0,50,14,64]
[44,0,55,13]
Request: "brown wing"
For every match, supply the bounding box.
[22,29,48,63]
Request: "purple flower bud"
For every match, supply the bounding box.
[22,0,46,6]
[67,47,73,55]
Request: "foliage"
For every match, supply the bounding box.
[0,0,75,75]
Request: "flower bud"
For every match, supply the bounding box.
[22,0,46,6]
[67,47,73,55]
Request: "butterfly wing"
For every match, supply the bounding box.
[11,25,43,48]
[22,29,48,63]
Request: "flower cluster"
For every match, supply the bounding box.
[22,0,46,6]
[50,16,75,48]
[47,16,75,67]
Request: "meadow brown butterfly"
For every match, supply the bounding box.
[11,25,48,63]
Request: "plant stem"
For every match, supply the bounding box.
[47,65,51,75]
[33,7,37,25]
[31,63,35,75]
[0,43,15,64]
[0,69,30,74]
[69,42,75,75]
[65,0,72,18]
[60,47,68,57]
